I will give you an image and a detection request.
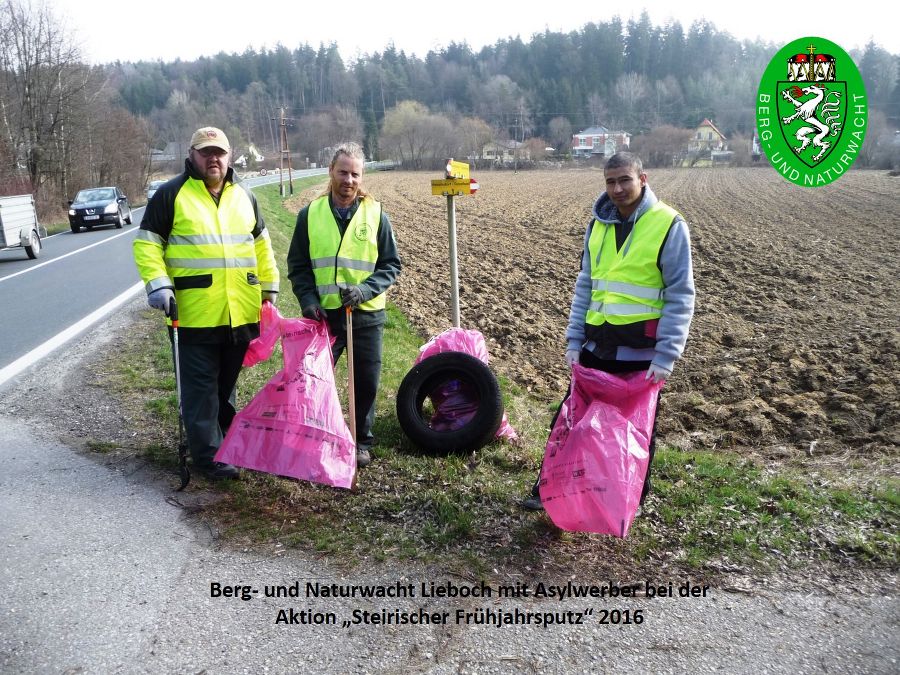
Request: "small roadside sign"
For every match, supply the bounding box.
[430,160,479,328]
[431,178,472,196]
[445,159,470,179]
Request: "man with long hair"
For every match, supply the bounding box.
[287,142,401,467]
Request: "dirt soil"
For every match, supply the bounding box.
[300,167,899,465]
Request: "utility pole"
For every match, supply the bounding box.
[513,117,518,173]
[271,107,295,197]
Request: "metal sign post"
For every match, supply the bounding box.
[446,194,460,327]
[431,159,477,329]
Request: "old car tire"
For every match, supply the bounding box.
[24,230,41,259]
[70,223,80,233]
[115,210,124,228]
[396,351,503,454]
[125,209,133,225]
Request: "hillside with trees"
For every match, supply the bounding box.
[2,0,898,217]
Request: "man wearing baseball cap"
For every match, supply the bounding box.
[134,126,279,481]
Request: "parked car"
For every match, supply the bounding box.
[147,179,165,201]
[68,186,132,232]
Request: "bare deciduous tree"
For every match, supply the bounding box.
[611,72,649,128]
[630,125,692,168]
[0,0,87,201]
[523,137,550,161]
[379,100,454,169]
[295,105,363,165]
[859,109,900,169]
[548,116,573,156]
[456,116,492,168]
[1,0,150,215]
[473,75,529,134]
[586,93,607,127]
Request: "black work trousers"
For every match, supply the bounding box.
[532,350,659,504]
[172,339,248,466]
[328,319,384,451]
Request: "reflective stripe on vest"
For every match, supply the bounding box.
[308,195,385,311]
[163,178,262,329]
[585,201,679,327]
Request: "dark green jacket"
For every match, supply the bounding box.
[287,194,401,327]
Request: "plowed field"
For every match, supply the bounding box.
[302,168,900,461]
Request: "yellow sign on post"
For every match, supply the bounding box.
[431,178,471,196]
[445,159,470,179]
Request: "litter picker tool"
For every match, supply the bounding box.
[169,297,191,490]
[345,305,357,447]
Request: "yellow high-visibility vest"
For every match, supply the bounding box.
[585,201,679,327]
[308,195,385,311]
[133,177,278,329]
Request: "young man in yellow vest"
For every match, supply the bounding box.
[134,126,280,480]
[287,142,402,467]
[522,151,695,510]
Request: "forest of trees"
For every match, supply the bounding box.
[2,0,898,217]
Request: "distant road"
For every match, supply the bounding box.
[241,165,327,190]
[240,159,395,190]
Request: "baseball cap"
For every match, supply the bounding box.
[190,126,230,152]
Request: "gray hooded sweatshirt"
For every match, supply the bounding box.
[565,184,695,373]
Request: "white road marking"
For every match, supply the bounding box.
[0,226,139,284]
[0,281,143,388]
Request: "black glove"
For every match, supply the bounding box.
[340,285,365,308]
[302,304,326,321]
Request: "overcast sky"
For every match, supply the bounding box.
[49,0,894,65]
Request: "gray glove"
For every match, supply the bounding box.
[262,291,278,305]
[646,363,672,383]
[147,288,174,313]
[302,304,326,321]
[340,285,365,308]
[565,349,580,367]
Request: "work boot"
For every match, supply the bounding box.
[520,492,544,512]
[196,461,241,480]
[356,447,372,468]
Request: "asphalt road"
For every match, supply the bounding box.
[0,166,328,387]
[0,212,144,376]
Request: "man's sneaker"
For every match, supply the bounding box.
[196,461,241,480]
[520,493,544,511]
[356,448,372,468]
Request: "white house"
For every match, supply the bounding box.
[482,140,528,163]
[571,126,631,158]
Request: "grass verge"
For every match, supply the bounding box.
[102,182,899,579]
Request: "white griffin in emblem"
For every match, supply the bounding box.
[781,84,843,162]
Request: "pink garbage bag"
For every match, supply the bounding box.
[243,300,281,367]
[215,316,356,488]
[427,378,478,431]
[539,364,662,537]
[415,328,518,441]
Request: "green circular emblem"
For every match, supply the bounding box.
[756,36,867,187]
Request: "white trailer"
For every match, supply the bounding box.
[0,194,45,259]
